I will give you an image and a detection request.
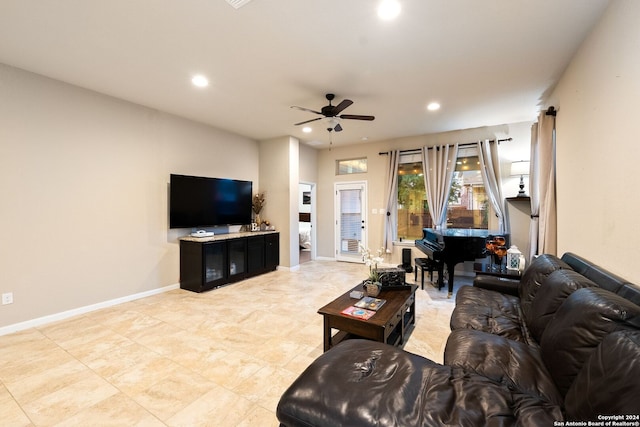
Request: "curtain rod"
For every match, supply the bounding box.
[378,138,512,155]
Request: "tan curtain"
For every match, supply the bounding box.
[422,144,459,228]
[383,150,399,252]
[477,140,508,233]
[529,111,557,258]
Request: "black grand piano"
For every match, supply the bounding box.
[415,228,509,296]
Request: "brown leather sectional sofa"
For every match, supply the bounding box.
[277,253,640,426]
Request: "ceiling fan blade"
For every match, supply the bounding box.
[339,114,375,121]
[332,99,353,115]
[334,123,343,132]
[294,117,323,126]
[291,106,322,115]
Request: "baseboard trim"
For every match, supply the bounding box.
[0,283,180,337]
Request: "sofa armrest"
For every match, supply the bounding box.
[473,275,520,296]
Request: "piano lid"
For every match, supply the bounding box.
[425,228,504,239]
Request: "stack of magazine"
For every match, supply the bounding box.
[341,297,386,320]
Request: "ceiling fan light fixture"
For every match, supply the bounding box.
[302,126,312,133]
[378,0,401,21]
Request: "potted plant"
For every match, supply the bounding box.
[359,244,386,297]
[252,193,265,227]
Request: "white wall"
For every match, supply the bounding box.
[548,0,640,284]
[259,136,300,268]
[0,64,259,328]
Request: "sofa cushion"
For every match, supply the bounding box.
[540,287,640,396]
[444,329,563,407]
[277,339,563,427]
[528,269,598,342]
[564,329,640,420]
[472,274,520,296]
[451,286,532,344]
[519,254,572,325]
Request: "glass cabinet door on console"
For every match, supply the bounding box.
[204,242,227,286]
[227,238,247,279]
[180,240,228,292]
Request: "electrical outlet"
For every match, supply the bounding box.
[2,292,13,305]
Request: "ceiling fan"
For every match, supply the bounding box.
[291,93,375,132]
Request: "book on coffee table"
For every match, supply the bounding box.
[354,297,386,311]
[341,306,376,320]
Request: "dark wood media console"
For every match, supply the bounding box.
[179,231,279,292]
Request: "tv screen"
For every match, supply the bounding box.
[169,174,252,229]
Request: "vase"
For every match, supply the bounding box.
[365,281,382,297]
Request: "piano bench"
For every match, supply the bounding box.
[414,258,443,290]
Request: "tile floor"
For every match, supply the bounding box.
[0,260,464,426]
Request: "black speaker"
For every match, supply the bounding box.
[399,248,413,273]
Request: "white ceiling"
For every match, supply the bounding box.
[0,0,610,148]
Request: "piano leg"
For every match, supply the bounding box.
[445,262,456,298]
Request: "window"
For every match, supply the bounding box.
[396,148,489,241]
[336,158,367,175]
[397,154,429,241]
[446,148,489,229]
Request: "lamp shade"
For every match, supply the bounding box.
[510,160,530,176]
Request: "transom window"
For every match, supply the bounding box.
[336,158,367,175]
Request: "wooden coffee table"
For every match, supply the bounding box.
[318,284,418,352]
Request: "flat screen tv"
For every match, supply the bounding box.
[169,174,252,229]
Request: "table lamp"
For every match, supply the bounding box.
[510,161,530,197]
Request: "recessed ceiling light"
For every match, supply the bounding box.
[378,0,401,21]
[302,127,312,133]
[191,75,209,88]
[427,102,441,111]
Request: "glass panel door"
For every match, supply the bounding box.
[335,182,367,262]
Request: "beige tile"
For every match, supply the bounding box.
[0,384,32,427]
[109,356,182,395]
[166,385,255,427]
[195,349,264,390]
[22,374,119,426]
[0,328,57,364]
[4,358,90,405]
[0,345,77,384]
[237,404,280,427]
[83,341,169,380]
[54,393,164,427]
[233,364,300,412]
[283,349,319,376]
[250,336,313,367]
[97,310,165,337]
[128,370,217,421]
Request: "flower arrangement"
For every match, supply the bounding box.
[359,244,386,283]
[252,193,265,215]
